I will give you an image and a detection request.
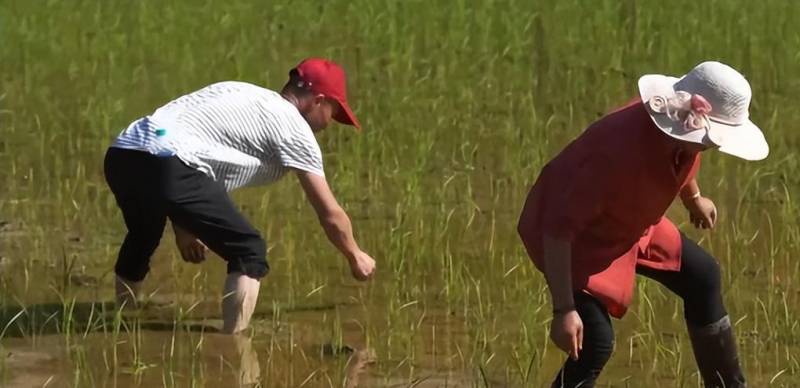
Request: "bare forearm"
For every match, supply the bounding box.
[320,208,361,260]
[542,234,575,311]
[680,178,701,203]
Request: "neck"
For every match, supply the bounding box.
[281,90,303,110]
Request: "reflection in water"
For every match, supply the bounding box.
[190,331,263,387]
[0,322,394,387]
[233,334,261,386]
[344,348,376,388]
[1,323,264,387]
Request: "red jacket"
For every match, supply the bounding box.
[518,100,700,318]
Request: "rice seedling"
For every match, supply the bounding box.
[1,0,799,386]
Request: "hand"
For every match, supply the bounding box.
[348,251,376,281]
[174,226,208,264]
[551,309,583,361]
[684,196,717,230]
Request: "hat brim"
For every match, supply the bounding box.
[332,98,361,130]
[637,74,769,161]
[711,119,769,161]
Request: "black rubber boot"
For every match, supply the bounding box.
[687,316,747,388]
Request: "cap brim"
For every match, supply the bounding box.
[712,119,769,161]
[332,98,361,130]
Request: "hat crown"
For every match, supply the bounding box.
[674,61,751,124]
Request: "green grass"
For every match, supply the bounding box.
[1,0,799,386]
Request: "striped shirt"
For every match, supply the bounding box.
[111,81,324,191]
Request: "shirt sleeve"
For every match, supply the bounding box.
[278,133,325,177]
[273,109,325,177]
[540,155,619,241]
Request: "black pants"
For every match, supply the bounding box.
[104,148,269,282]
[552,234,726,388]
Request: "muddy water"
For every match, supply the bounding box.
[2,0,800,385]
[0,147,798,387]
[0,300,493,387]
[2,197,800,387]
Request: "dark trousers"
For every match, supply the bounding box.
[104,147,269,282]
[552,234,727,388]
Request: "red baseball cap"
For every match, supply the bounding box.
[293,58,361,130]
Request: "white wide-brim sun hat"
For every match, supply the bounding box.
[638,61,769,161]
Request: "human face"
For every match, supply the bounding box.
[666,130,714,154]
[302,95,340,133]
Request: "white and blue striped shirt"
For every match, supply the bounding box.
[112,81,324,191]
